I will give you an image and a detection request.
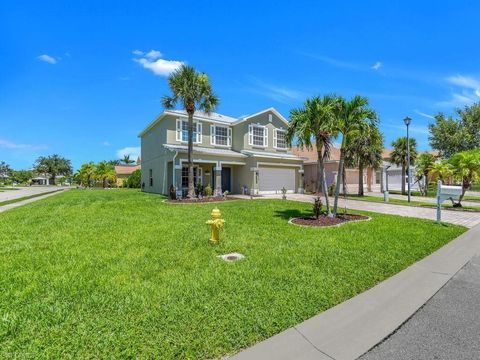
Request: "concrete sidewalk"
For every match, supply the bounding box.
[230,224,480,360]
[0,186,68,202]
[0,188,68,213]
[365,191,480,208]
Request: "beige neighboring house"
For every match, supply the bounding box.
[293,145,386,194]
[114,158,141,187]
[139,107,304,196]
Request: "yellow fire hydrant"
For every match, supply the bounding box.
[206,207,225,244]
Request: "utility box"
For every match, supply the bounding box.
[436,181,462,222]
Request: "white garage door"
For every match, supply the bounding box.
[259,167,296,193]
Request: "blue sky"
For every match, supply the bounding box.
[1,1,479,170]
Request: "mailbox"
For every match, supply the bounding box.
[436,181,462,222]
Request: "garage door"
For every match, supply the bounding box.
[258,167,295,193]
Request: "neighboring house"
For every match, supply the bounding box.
[115,158,141,187]
[139,107,304,196]
[293,145,382,194]
[31,174,66,185]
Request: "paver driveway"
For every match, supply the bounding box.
[258,194,480,228]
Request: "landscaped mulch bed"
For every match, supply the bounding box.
[290,213,370,227]
[167,196,239,204]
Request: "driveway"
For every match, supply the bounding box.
[259,194,480,228]
[0,186,67,202]
[360,255,480,360]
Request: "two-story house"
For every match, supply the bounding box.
[139,107,304,196]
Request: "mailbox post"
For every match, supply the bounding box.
[436,180,462,222]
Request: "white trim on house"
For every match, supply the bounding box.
[234,107,289,126]
[241,150,304,161]
[163,144,247,158]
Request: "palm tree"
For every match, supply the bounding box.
[162,65,219,198]
[94,161,116,188]
[429,160,454,184]
[448,149,480,206]
[414,153,436,196]
[332,95,377,215]
[390,137,418,195]
[344,124,383,196]
[122,155,135,165]
[77,162,96,187]
[286,95,337,214]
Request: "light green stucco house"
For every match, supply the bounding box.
[139,107,304,196]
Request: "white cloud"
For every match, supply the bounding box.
[145,50,162,59]
[249,78,304,103]
[440,74,480,107]
[133,49,182,77]
[371,61,383,70]
[116,146,140,160]
[37,54,57,64]
[413,110,435,120]
[101,141,111,146]
[0,139,47,150]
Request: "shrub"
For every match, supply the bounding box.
[313,196,323,219]
[125,169,141,188]
[204,185,213,197]
[328,182,336,197]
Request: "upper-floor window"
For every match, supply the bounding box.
[274,129,287,149]
[248,124,268,147]
[210,125,232,147]
[176,119,202,143]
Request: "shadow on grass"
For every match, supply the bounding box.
[274,209,311,220]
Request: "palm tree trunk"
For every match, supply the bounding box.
[316,145,324,194]
[187,111,195,198]
[358,163,364,196]
[332,140,345,216]
[401,164,406,195]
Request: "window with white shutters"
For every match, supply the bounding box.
[249,124,267,147]
[210,125,232,146]
[176,119,202,143]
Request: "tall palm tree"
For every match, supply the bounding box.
[122,155,135,165]
[344,124,384,196]
[286,95,337,214]
[332,96,377,215]
[448,149,480,206]
[390,137,418,195]
[414,153,436,196]
[162,65,219,198]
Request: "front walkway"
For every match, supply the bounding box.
[257,194,480,228]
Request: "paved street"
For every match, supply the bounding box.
[258,194,480,228]
[0,186,67,202]
[360,255,480,360]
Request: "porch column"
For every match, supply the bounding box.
[173,164,182,192]
[298,169,305,194]
[250,167,259,195]
[214,165,222,196]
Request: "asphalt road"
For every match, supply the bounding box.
[359,255,480,360]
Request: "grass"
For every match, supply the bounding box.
[0,189,62,207]
[348,194,480,212]
[0,190,465,359]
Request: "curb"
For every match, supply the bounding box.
[230,224,480,360]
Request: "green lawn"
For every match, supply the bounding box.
[0,190,465,359]
[348,195,480,212]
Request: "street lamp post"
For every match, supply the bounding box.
[404,116,412,202]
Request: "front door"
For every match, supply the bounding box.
[221,167,231,193]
